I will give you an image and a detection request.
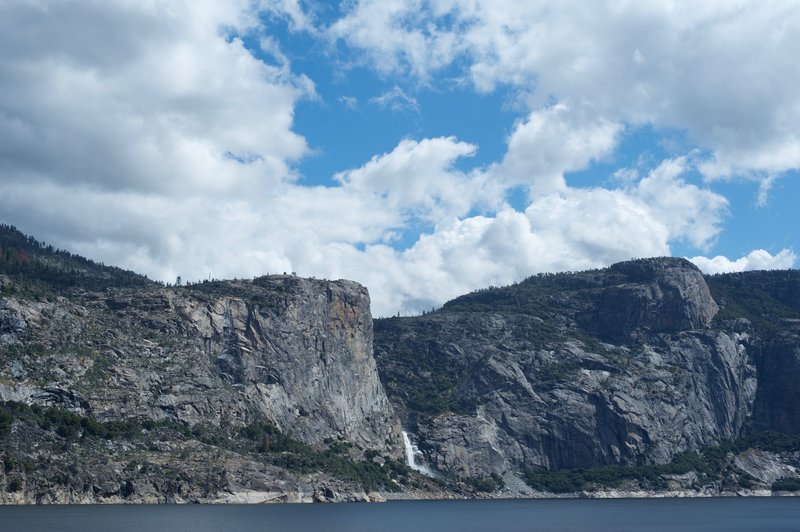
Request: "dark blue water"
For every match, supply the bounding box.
[1,498,799,532]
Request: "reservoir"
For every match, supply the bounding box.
[1,497,798,532]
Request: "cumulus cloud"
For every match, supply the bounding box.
[632,157,728,250]
[689,249,797,274]
[0,0,503,317]
[0,1,335,288]
[0,0,313,198]
[494,103,622,195]
[328,0,462,80]
[334,137,502,223]
[331,0,800,187]
[0,1,317,237]
[1,0,792,318]
[352,179,726,315]
[339,153,731,314]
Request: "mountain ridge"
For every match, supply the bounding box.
[1,224,800,502]
[373,255,800,484]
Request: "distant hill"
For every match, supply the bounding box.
[0,223,152,291]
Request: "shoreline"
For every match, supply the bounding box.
[2,487,799,505]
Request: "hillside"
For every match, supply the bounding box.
[0,225,411,502]
[0,224,151,292]
[2,224,800,501]
[374,258,800,492]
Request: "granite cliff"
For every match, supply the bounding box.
[2,225,800,501]
[0,225,404,502]
[0,275,399,450]
[374,258,800,491]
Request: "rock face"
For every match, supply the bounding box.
[0,275,401,453]
[753,325,800,434]
[578,258,719,341]
[3,224,800,501]
[734,449,799,486]
[374,258,760,478]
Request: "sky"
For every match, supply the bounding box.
[0,1,798,316]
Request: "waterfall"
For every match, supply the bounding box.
[401,430,436,477]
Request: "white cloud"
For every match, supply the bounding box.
[494,103,622,195]
[372,189,665,315]
[369,86,420,113]
[0,1,373,297]
[524,189,671,267]
[345,162,729,314]
[339,95,359,110]
[260,0,315,32]
[0,0,790,319]
[334,136,501,223]
[0,0,312,198]
[689,249,797,274]
[353,181,710,315]
[331,1,800,188]
[632,157,728,250]
[328,0,462,80]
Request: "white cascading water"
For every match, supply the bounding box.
[401,430,436,477]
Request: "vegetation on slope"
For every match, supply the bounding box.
[373,317,477,417]
[523,431,800,493]
[0,401,410,495]
[240,421,411,492]
[706,270,800,334]
[0,223,151,292]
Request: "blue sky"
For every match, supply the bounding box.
[0,1,798,315]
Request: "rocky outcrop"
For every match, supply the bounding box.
[383,320,755,478]
[0,275,401,453]
[753,325,800,433]
[578,258,719,342]
[3,223,800,501]
[734,449,799,486]
[375,258,759,479]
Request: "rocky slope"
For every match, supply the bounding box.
[2,224,800,502]
[0,225,406,502]
[373,258,799,487]
[0,275,400,450]
[753,326,800,433]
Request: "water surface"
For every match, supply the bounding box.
[1,497,798,532]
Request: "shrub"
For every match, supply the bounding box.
[7,478,22,493]
[772,477,800,492]
[0,409,12,436]
[240,420,404,491]
[465,473,504,492]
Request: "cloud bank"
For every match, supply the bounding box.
[690,249,797,275]
[331,0,800,185]
[0,1,796,316]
